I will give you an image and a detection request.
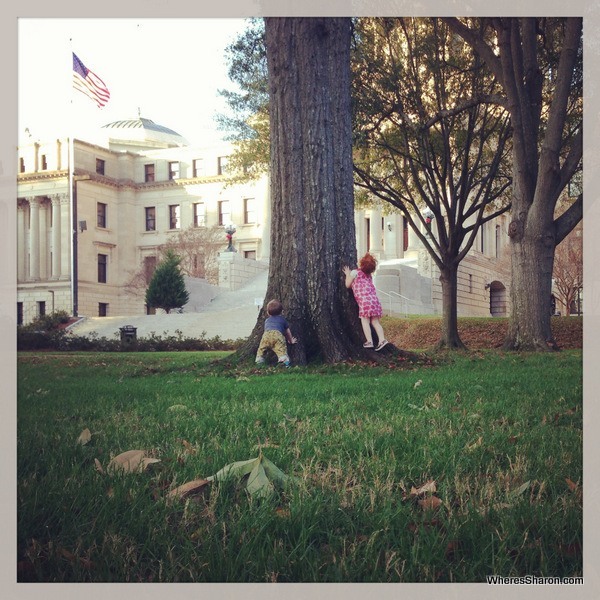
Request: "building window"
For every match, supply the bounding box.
[218,200,231,226]
[495,224,501,258]
[480,225,485,253]
[244,198,256,224]
[40,155,47,170]
[37,301,46,317]
[469,273,473,294]
[244,250,257,260]
[98,254,107,283]
[99,303,109,317]
[17,302,23,326]
[145,207,156,231]
[169,204,181,229]
[169,161,180,180]
[97,202,107,228]
[96,158,105,175]
[193,202,206,227]
[144,164,155,182]
[218,156,229,176]
[144,256,157,283]
[193,159,204,177]
[19,157,25,173]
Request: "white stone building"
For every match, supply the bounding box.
[16,116,511,325]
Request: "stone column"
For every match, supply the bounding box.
[39,199,49,280]
[17,201,26,282]
[59,193,71,280]
[50,195,62,279]
[368,208,383,258]
[383,214,399,259]
[27,197,40,281]
[354,209,366,258]
[407,219,420,251]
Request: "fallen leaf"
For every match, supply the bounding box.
[565,478,580,493]
[181,439,197,455]
[77,428,92,446]
[167,404,188,412]
[414,380,422,389]
[513,480,531,496]
[207,453,291,498]
[466,436,483,451]
[410,480,437,496]
[107,450,161,475]
[167,479,211,502]
[94,458,105,474]
[418,496,443,511]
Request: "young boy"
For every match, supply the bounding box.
[255,299,297,367]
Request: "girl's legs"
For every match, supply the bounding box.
[360,317,373,346]
[371,318,388,348]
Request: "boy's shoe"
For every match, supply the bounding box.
[283,360,291,368]
[375,340,389,351]
[363,342,374,349]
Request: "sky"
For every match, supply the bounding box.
[18,18,249,147]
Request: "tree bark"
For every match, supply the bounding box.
[235,17,377,364]
[437,265,466,350]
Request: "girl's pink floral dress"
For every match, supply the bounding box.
[351,269,383,318]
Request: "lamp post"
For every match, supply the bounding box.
[224,223,237,252]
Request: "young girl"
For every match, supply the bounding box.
[343,253,389,351]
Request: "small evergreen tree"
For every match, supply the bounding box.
[145,250,189,313]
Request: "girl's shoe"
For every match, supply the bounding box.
[375,340,389,351]
[363,342,374,349]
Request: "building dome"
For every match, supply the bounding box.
[101,116,189,151]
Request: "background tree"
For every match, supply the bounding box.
[160,225,224,283]
[124,225,224,301]
[217,18,270,183]
[145,250,189,314]
[235,17,375,365]
[443,17,583,350]
[553,209,582,316]
[352,17,513,349]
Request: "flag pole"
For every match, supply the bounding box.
[68,44,78,317]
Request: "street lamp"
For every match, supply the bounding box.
[224,223,237,252]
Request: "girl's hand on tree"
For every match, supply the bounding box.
[290,336,298,344]
[342,266,351,275]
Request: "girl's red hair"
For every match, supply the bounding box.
[359,253,377,275]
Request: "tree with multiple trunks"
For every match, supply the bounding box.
[443,17,583,350]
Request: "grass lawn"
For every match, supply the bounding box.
[17,349,582,583]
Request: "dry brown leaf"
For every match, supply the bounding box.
[77,428,92,445]
[94,458,105,474]
[167,479,211,502]
[107,450,160,475]
[410,480,437,496]
[565,478,580,493]
[418,496,443,511]
[466,436,483,451]
[275,507,291,518]
[181,439,197,455]
[414,380,423,389]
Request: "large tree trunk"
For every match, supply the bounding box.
[236,17,373,364]
[504,188,558,350]
[437,265,466,350]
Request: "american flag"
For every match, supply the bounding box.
[72,52,110,108]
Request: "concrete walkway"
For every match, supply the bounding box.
[68,271,268,341]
